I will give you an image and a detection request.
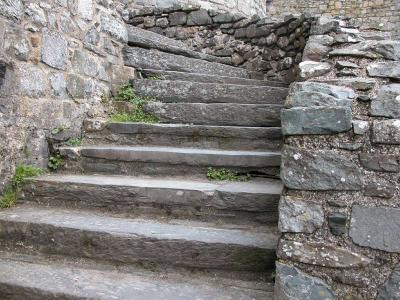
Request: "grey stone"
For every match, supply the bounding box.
[187,9,212,26]
[299,61,332,79]
[359,153,399,172]
[311,16,341,35]
[370,84,400,118]
[285,91,352,108]
[274,262,337,300]
[367,62,400,80]
[336,61,360,70]
[281,106,352,135]
[329,40,400,60]
[168,12,187,26]
[101,15,128,42]
[372,120,400,144]
[334,33,364,44]
[25,3,47,26]
[279,240,371,268]
[302,42,331,61]
[41,30,68,70]
[132,79,287,105]
[17,64,47,97]
[66,74,93,99]
[156,17,169,28]
[364,183,395,199]
[278,196,324,233]
[0,0,23,20]
[49,73,66,97]
[321,78,376,91]
[13,38,31,61]
[377,266,400,300]
[213,13,236,24]
[84,27,100,46]
[77,0,93,20]
[265,33,277,45]
[143,16,155,28]
[352,120,369,135]
[350,205,400,252]
[308,35,335,46]
[289,82,355,100]
[328,212,347,235]
[72,50,110,82]
[281,146,363,191]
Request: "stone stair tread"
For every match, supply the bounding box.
[141,69,289,87]
[0,205,279,248]
[132,79,288,104]
[123,46,249,78]
[0,253,273,299]
[60,145,282,167]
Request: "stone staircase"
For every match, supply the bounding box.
[0,26,288,299]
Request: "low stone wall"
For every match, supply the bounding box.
[0,0,135,190]
[277,16,400,299]
[128,6,314,82]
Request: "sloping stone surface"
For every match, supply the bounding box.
[132,79,288,104]
[350,205,400,252]
[370,84,400,118]
[329,40,400,60]
[274,262,337,300]
[124,47,249,78]
[281,146,363,191]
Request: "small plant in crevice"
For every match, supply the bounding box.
[146,75,163,80]
[48,154,64,171]
[110,84,159,124]
[0,165,45,209]
[207,167,251,182]
[51,125,70,135]
[65,138,83,147]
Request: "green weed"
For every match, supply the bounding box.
[48,154,64,171]
[66,138,82,147]
[207,167,250,182]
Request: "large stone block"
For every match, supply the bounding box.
[329,40,400,60]
[281,106,352,135]
[285,91,352,109]
[281,146,363,191]
[77,0,93,20]
[101,15,128,42]
[299,61,332,79]
[372,120,400,144]
[278,196,324,233]
[17,64,47,97]
[289,82,355,100]
[274,262,336,300]
[41,30,68,70]
[367,62,400,80]
[377,266,400,300]
[72,50,110,82]
[359,153,399,172]
[187,9,212,26]
[350,206,400,252]
[0,0,23,20]
[371,84,400,118]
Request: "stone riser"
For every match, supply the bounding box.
[21,178,281,225]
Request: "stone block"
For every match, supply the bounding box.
[370,84,400,118]
[72,50,110,82]
[187,9,212,26]
[101,15,128,42]
[285,91,352,108]
[169,12,187,25]
[77,0,93,20]
[281,146,363,191]
[41,30,68,70]
[352,120,369,135]
[359,153,399,172]
[299,61,332,79]
[364,183,395,199]
[378,266,400,299]
[278,196,324,233]
[16,64,47,97]
[350,205,400,252]
[289,82,355,100]
[329,40,400,60]
[372,120,400,144]
[328,212,347,235]
[367,62,400,80]
[0,0,23,20]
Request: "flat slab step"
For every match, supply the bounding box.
[84,121,282,150]
[127,25,230,65]
[22,174,283,225]
[132,79,288,104]
[142,69,288,87]
[0,254,273,299]
[123,46,249,78]
[143,102,282,127]
[0,205,279,272]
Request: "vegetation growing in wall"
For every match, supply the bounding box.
[110,84,159,123]
[65,138,83,147]
[207,167,250,182]
[0,165,45,209]
[48,154,64,171]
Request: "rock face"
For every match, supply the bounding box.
[0,0,24,20]
[370,84,400,118]
[367,62,400,80]
[274,262,337,300]
[377,266,400,300]
[278,196,324,233]
[350,206,400,252]
[372,120,400,144]
[279,240,371,268]
[329,40,400,60]
[281,146,363,191]
[41,30,68,70]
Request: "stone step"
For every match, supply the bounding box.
[127,25,230,65]
[59,146,281,178]
[141,69,288,87]
[143,102,282,127]
[0,252,274,299]
[123,46,249,78]
[132,79,288,104]
[0,205,279,273]
[84,121,283,151]
[22,174,283,225]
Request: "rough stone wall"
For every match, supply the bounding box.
[128,6,315,82]
[0,0,134,191]
[267,0,400,38]
[131,0,267,17]
[277,16,400,299]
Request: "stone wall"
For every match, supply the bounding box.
[131,0,267,18]
[0,0,134,191]
[128,6,314,82]
[277,16,400,299]
[267,0,400,38]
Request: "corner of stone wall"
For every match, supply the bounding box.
[276,15,400,299]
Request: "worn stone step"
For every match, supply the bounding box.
[141,69,288,87]
[84,121,283,151]
[0,205,279,273]
[144,102,282,126]
[127,25,231,65]
[59,146,281,178]
[0,252,274,300]
[123,46,249,78]
[132,79,288,104]
[22,174,283,225]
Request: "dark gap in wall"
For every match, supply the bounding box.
[0,61,6,89]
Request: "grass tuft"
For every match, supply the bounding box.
[65,138,83,147]
[207,167,250,182]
